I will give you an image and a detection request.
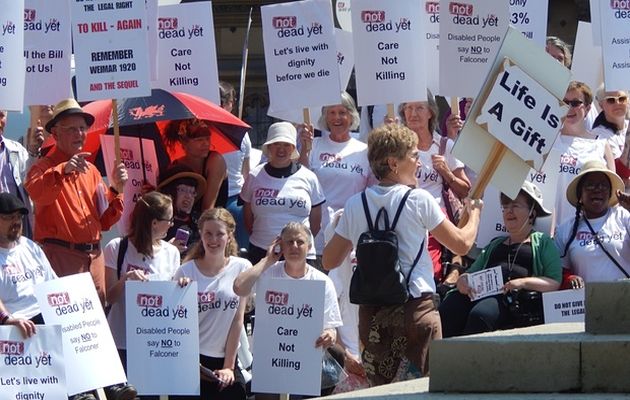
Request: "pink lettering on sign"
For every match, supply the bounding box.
[361,10,385,23]
[24,9,36,22]
[265,290,288,305]
[611,0,630,10]
[0,340,24,355]
[449,2,473,16]
[47,292,70,306]
[425,2,439,13]
[137,293,163,308]
[158,17,178,30]
[272,16,297,29]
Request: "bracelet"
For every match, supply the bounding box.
[0,311,10,325]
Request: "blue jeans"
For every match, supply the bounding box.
[226,195,249,250]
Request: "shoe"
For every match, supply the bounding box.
[104,384,138,400]
[69,392,96,400]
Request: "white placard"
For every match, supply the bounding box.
[590,0,601,46]
[571,21,603,96]
[71,0,151,101]
[146,0,158,81]
[125,281,200,396]
[475,59,566,171]
[34,273,126,395]
[153,2,220,104]
[100,135,159,236]
[467,266,503,301]
[252,279,325,396]
[475,147,560,248]
[423,1,440,93]
[508,0,547,46]
[0,0,25,111]
[439,0,509,98]
[261,0,342,112]
[335,0,352,32]
[599,1,630,91]
[543,289,585,324]
[0,325,67,400]
[351,0,426,106]
[335,28,354,92]
[23,0,73,106]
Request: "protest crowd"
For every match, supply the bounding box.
[2,1,630,400]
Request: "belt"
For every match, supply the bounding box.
[43,238,100,252]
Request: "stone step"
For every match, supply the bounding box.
[586,282,630,334]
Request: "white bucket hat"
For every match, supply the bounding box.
[262,122,299,160]
[520,181,551,216]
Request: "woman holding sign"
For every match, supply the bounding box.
[439,182,562,337]
[175,208,250,399]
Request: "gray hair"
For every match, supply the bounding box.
[398,89,439,133]
[546,36,572,68]
[317,92,360,132]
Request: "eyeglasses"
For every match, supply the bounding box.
[158,217,175,224]
[500,203,529,212]
[603,96,628,105]
[582,182,610,191]
[56,125,88,134]
[176,187,197,197]
[563,99,584,108]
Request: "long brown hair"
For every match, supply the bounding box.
[128,191,172,257]
[184,208,238,262]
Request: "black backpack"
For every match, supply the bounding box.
[349,189,424,306]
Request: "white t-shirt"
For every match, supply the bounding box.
[0,237,57,319]
[416,132,464,205]
[336,184,445,296]
[224,133,252,197]
[308,133,373,253]
[256,261,342,330]
[591,119,629,159]
[174,256,251,358]
[555,206,630,282]
[104,238,181,349]
[240,163,325,254]
[552,135,608,226]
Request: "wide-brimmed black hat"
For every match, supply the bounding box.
[0,193,28,215]
[45,98,95,133]
[157,165,207,202]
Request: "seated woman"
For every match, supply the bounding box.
[555,161,630,287]
[440,181,562,337]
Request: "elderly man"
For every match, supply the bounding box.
[24,98,128,304]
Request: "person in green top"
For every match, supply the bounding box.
[439,181,561,337]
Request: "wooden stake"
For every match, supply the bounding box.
[303,108,312,152]
[386,103,395,121]
[450,96,460,116]
[95,388,107,400]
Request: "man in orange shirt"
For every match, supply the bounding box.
[25,99,128,304]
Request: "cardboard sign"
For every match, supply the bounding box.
[598,1,630,91]
[146,0,158,81]
[72,0,151,101]
[351,0,427,106]
[23,0,73,105]
[335,0,352,32]
[0,0,25,111]
[262,0,342,112]
[126,281,200,396]
[439,0,509,98]
[467,266,503,301]
[152,2,220,104]
[423,1,440,93]
[335,28,354,92]
[508,0,547,46]
[452,27,571,199]
[475,59,566,171]
[252,278,325,396]
[100,135,159,236]
[34,273,126,395]
[590,0,602,46]
[571,21,603,96]
[543,289,585,324]
[0,325,67,400]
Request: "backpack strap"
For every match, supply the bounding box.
[406,238,426,291]
[360,191,374,231]
[391,189,413,230]
[117,236,129,280]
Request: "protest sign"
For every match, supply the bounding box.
[126,281,200,396]
[543,289,585,324]
[452,27,570,199]
[475,150,559,248]
[475,59,566,171]
[71,0,151,101]
[423,1,440,93]
[34,273,126,395]
[439,0,509,98]
[590,0,602,46]
[571,21,603,96]
[508,0,547,46]
[0,0,25,111]
[253,279,325,396]
[351,0,427,106]
[335,0,352,32]
[467,266,503,301]
[23,0,72,106]
[100,135,159,236]
[153,2,220,104]
[0,325,67,400]
[598,1,630,91]
[335,28,354,92]
[262,0,342,112]
[146,0,158,81]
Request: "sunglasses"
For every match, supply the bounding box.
[603,96,628,105]
[563,99,584,108]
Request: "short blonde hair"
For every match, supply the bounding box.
[367,124,417,179]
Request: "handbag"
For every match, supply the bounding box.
[439,136,464,225]
[504,289,544,327]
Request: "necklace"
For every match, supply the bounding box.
[506,232,531,276]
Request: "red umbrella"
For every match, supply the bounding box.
[81,88,250,163]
